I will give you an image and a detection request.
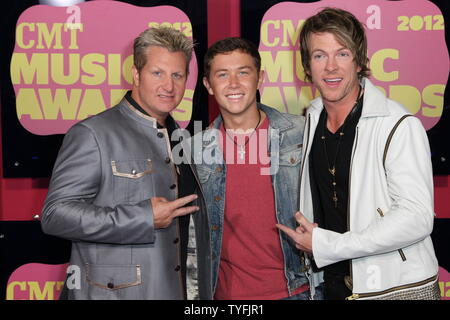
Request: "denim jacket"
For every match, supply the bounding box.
[192,103,308,296]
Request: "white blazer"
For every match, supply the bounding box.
[301,78,439,298]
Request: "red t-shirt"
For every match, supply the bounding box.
[214,117,307,299]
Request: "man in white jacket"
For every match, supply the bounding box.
[277,7,440,300]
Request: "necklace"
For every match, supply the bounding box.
[223,110,262,160]
[321,86,363,208]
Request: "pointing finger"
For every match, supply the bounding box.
[276,223,300,242]
[173,205,200,218]
[295,212,314,231]
[277,223,310,252]
[170,194,198,210]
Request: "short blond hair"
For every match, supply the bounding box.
[133,27,194,74]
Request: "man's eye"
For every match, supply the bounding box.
[152,71,161,76]
[173,73,183,79]
[338,50,353,58]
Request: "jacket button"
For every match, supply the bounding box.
[173,238,179,244]
[107,282,114,289]
[170,184,176,190]
[157,132,164,138]
[211,225,219,231]
[290,157,296,164]
[165,157,171,164]
[215,166,222,172]
[214,196,221,201]
[174,265,181,272]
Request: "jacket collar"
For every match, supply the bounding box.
[202,103,294,150]
[119,94,178,130]
[308,78,390,119]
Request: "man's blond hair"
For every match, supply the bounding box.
[133,27,194,74]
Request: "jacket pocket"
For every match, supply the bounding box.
[86,264,142,291]
[196,166,214,184]
[279,144,302,167]
[111,159,152,178]
[377,208,407,262]
[111,159,154,203]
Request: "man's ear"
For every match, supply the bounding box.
[356,64,362,74]
[304,67,311,77]
[132,65,140,86]
[203,76,213,95]
[257,69,265,89]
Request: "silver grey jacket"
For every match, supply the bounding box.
[41,98,212,300]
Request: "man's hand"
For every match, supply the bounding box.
[151,194,199,229]
[276,212,317,254]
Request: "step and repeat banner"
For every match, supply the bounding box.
[242,0,449,175]
[1,0,208,178]
[12,2,198,135]
[1,0,449,300]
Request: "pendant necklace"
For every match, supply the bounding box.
[224,110,261,160]
[322,86,363,208]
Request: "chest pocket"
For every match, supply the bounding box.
[111,159,154,203]
[279,144,302,167]
[196,166,214,184]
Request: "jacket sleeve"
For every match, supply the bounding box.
[312,116,435,268]
[41,123,155,245]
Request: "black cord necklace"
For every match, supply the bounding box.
[321,86,363,208]
[223,110,262,160]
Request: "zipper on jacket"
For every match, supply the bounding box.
[298,114,313,272]
[298,114,311,210]
[345,274,437,300]
[346,127,359,290]
[298,114,314,290]
[376,208,407,262]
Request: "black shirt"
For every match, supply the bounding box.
[309,96,363,279]
[124,91,196,295]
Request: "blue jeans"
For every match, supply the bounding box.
[282,285,324,300]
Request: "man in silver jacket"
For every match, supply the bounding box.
[41,27,212,300]
[277,8,439,300]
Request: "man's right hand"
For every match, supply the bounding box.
[151,194,199,229]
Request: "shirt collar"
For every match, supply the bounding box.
[124,90,177,130]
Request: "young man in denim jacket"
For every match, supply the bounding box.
[192,37,322,299]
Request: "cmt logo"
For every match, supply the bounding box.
[6,263,70,300]
[11,2,197,135]
[7,281,65,300]
[439,267,450,300]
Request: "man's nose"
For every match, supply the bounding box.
[228,73,240,88]
[162,76,174,92]
[325,56,338,72]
